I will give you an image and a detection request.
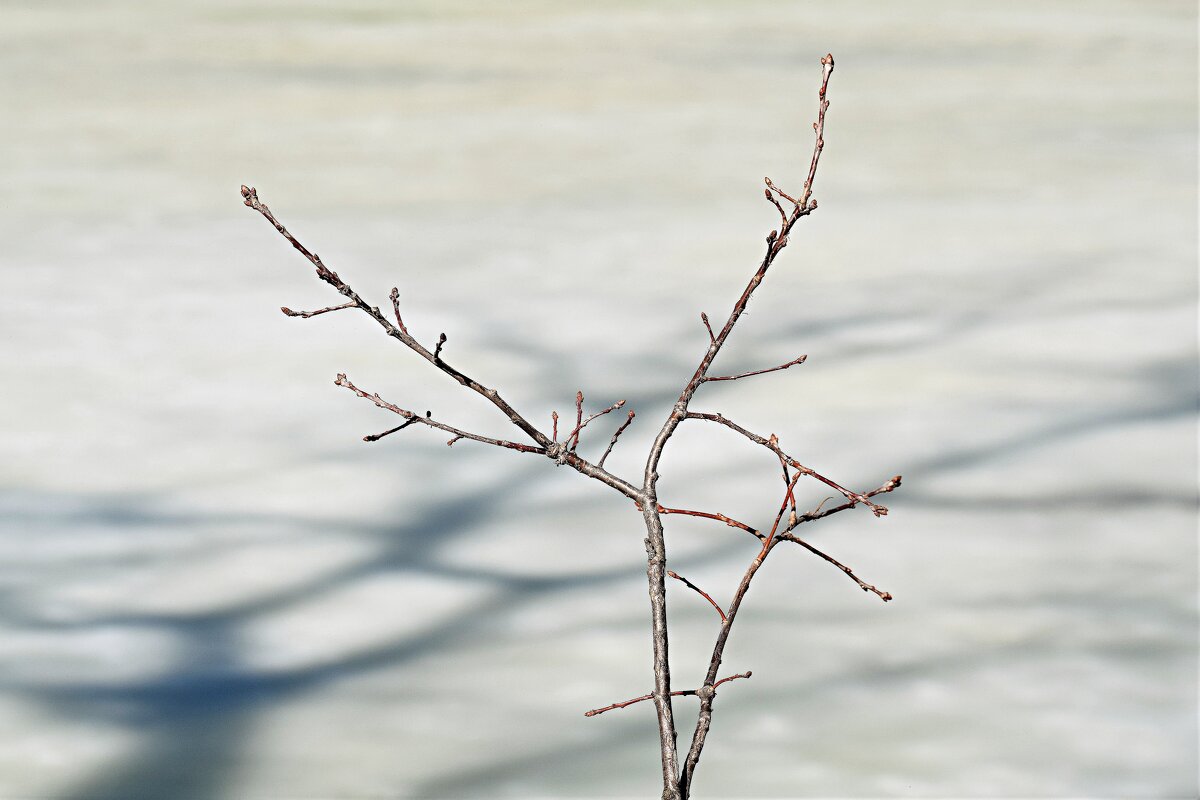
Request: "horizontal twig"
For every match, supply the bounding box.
[280,301,356,319]
[567,399,627,452]
[657,504,760,538]
[584,671,752,718]
[363,417,419,442]
[704,355,807,383]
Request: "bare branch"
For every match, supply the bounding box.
[566,399,627,452]
[551,411,559,442]
[700,312,716,344]
[389,287,408,335]
[363,418,419,442]
[597,410,635,469]
[685,411,888,516]
[763,176,802,209]
[584,671,751,718]
[667,570,727,622]
[800,53,836,211]
[780,535,892,601]
[434,333,447,361]
[570,391,584,450]
[335,373,545,455]
[280,301,356,319]
[704,354,807,383]
[657,504,760,539]
[763,185,788,227]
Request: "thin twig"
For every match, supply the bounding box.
[335,373,545,455]
[597,410,635,469]
[434,333,447,361]
[280,301,356,319]
[656,504,760,538]
[685,411,887,516]
[363,418,419,442]
[780,535,892,601]
[570,391,584,450]
[799,53,836,211]
[584,671,752,717]
[566,399,626,452]
[700,312,716,344]
[551,411,559,442]
[667,571,727,622]
[763,185,788,227]
[764,176,801,209]
[389,287,408,335]
[704,355,807,383]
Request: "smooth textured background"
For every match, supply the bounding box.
[2,2,1196,797]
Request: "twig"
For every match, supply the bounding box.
[389,287,408,335]
[704,355,807,383]
[570,391,584,450]
[597,410,635,469]
[363,418,419,442]
[242,184,642,502]
[763,185,788,227]
[780,535,892,601]
[700,312,716,344]
[551,411,559,442]
[657,504,760,538]
[584,671,752,717]
[667,570,727,622]
[799,54,835,211]
[335,373,545,455]
[685,411,887,516]
[434,333,447,361]
[763,176,801,209]
[566,399,626,452]
[280,301,356,319]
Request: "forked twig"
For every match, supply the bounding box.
[246,52,899,800]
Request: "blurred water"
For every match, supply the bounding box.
[1,1,1196,798]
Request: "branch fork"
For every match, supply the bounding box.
[245,52,897,800]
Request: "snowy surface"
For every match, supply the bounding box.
[1,2,1196,798]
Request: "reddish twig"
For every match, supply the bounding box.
[569,391,584,450]
[667,570,727,622]
[700,312,716,344]
[657,504,760,538]
[799,54,835,211]
[780,535,892,601]
[280,301,356,319]
[584,671,751,717]
[704,354,807,383]
[597,410,635,469]
[389,287,409,335]
[551,411,559,442]
[763,185,788,227]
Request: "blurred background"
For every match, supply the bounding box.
[1,1,1195,797]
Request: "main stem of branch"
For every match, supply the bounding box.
[641,500,682,800]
